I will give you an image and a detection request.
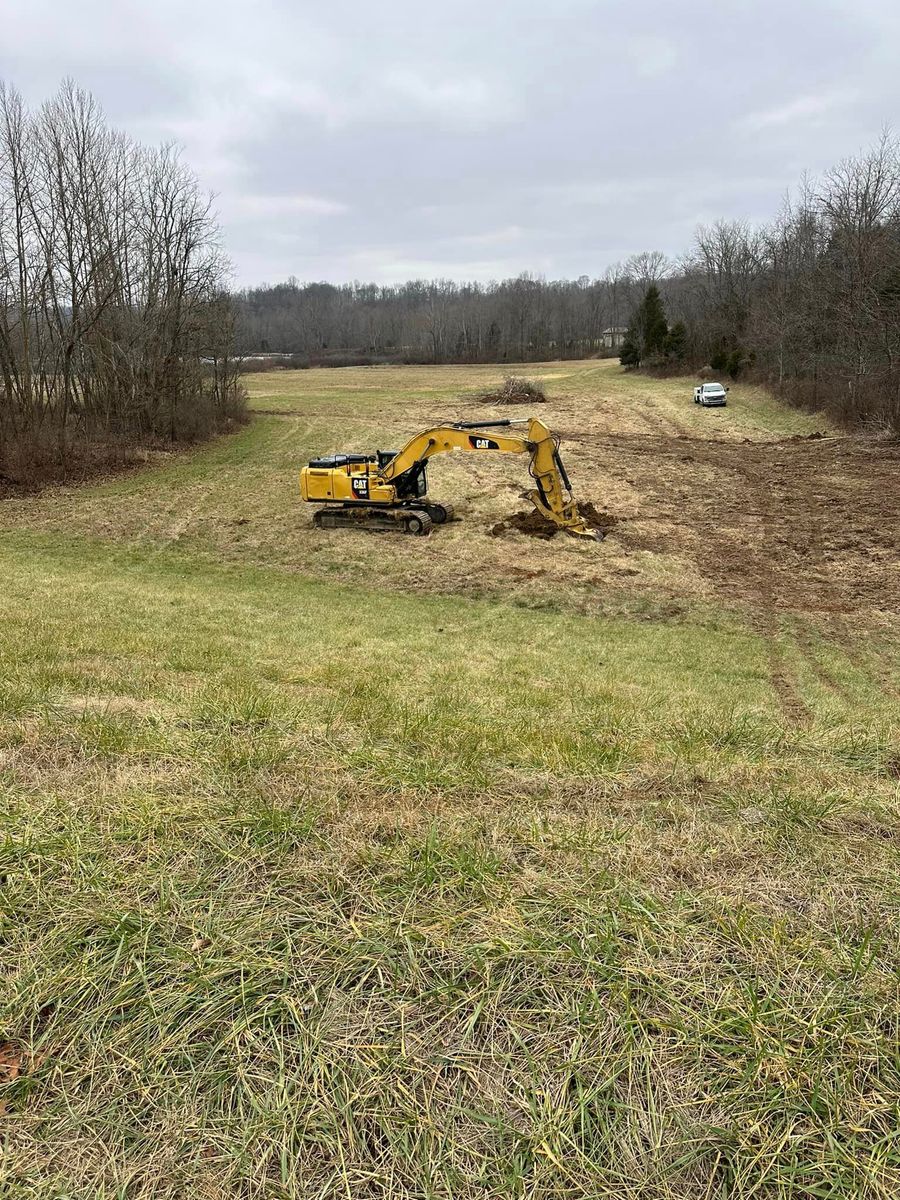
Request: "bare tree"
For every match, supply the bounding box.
[0,79,244,482]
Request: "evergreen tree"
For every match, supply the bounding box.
[641,284,669,358]
[619,331,640,367]
[621,285,670,366]
[664,320,688,362]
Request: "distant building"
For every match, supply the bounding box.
[600,326,627,350]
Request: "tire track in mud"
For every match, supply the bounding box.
[560,408,820,721]
[731,450,859,710]
[743,443,897,707]
[677,435,897,715]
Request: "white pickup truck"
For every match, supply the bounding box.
[694,382,729,407]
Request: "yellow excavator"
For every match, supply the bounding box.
[299,416,599,539]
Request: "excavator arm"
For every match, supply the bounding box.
[379,416,597,539]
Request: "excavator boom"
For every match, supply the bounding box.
[378,417,597,538]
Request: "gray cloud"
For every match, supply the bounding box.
[2,0,899,285]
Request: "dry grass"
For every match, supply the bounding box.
[1,361,899,1197]
[0,360,866,625]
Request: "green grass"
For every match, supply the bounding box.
[1,363,898,1198]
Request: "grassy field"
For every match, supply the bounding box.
[2,361,899,1198]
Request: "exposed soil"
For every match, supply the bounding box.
[579,501,621,535]
[4,362,897,631]
[491,510,558,539]
[587,432,900,614]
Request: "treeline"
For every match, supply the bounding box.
[0,81,244,484]
[235,136,900,432]
[233,263,666,364]
[659,134,900,431]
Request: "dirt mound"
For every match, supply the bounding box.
[481,376,547,405]
[490,502,617,540]
[491,510,558,539]
[578,502,620,534]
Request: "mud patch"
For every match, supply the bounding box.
[595,433,900,613]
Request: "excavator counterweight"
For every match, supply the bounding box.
[299,416,600,540]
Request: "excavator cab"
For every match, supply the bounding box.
[386,459,428,501]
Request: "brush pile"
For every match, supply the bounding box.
[482,376,547,405]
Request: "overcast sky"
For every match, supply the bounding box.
[3,0,899,287]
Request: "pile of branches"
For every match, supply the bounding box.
[481,376,547,405]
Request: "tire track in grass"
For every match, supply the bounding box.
[151,415,315,547]
[822,612,900,703]
[765,457,899,708]
[760,615,812,725]
[592,412,812,723]
[686,433,897,719]
[790,615,856,704]
[692,442,812,725]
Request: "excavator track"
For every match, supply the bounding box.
[423,503,454,524]
[313,506,434,535]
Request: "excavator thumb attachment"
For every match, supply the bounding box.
[525,490,602,540]
[525,436,602,540]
